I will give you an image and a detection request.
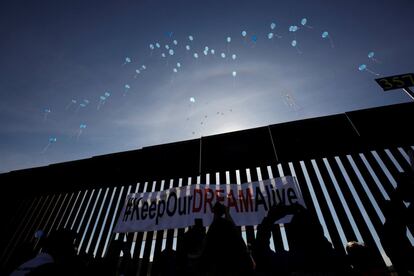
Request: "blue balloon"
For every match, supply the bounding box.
[186,45,191,51]
[301,18,307,26]
[173,40,178,45]
[221,53,226,58]
[136,69,141,74]
[210,49,215,55]
[141,65,146,70]
[177,62,181,68]
[71,99,77,104]
[232,54,237,60]
[368,51,375,58]
[155,43,161,48]
[227,36,231,43]
[80,124,87,129]
[149,44,154,50]
[241,30,247,37]
[125,57,131,63]
[291,40,297,47]
[173,68,178,73]
[44,108,51,113]
[270,22,276,29]
[169,49,174,55]
[268,32,274,39]
[189,35,194,41]
[104,92,110,97]
[161,53,166,58]
[232,71,237,77]
[358,64,367,71]
[322,31,329,38]
[125,84,130,89]
[100,96,106,100]
[49,137,57,143]
[165,44,170,50]
[193,53,199,59]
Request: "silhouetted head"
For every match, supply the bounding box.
[43,229,77,258]
[212,202,226,217]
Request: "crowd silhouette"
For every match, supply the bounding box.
[9,167,414,275]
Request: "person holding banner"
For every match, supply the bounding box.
[253,203,349,275]
[201,202,254,276]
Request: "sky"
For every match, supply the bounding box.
[0,0,413,173]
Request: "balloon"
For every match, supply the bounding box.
[49,137,57,143]
[232,54,237,60]
[190,97,195,103]
[321,31,334,48]
[104,92,110,97]
[100,96,106,100]
[210,49,215,55]
[241,30,247,37]
[368,51,381,63]
[125,57,131,63]
[161,53,166,58]
[291,40,297,47]
[189,35,194,41]
[169,49,174,55]
[227,36,231,43]
[368,51,374,59]
[149,44,154,50]
[80,124,87,129]
[186,45,191,51]
[232,71,237,77]
[155,43,161,48]
[358,64,379,75]
[203,50,208,56]
[221,53,226,58]
[270,22,276,30]
[141,65,146,70]
[289,25,298,32]
[177,62,181,68]
[125,84,130,89]
[194,53,199,59]
[165,44,170,50]
[173,68,178,73]
[301,18,307,26]
[268,32,274,39]
[135,69,141,74]
[173,40,178,45]
[204,46,209,51]
[358,64,366,71]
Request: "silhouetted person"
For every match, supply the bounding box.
[201,202,254,276]
[10,229,82,276]
[252,204,293,276]
[254,203,350,275]
[346,241,388,276]
[380,171,414,276]
[151,248,179,276]
[179,218,206,276]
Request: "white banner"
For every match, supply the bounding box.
[114,176,305,233]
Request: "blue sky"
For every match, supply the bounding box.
[0,0,413,173]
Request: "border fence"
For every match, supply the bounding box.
[1,102,413,275]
